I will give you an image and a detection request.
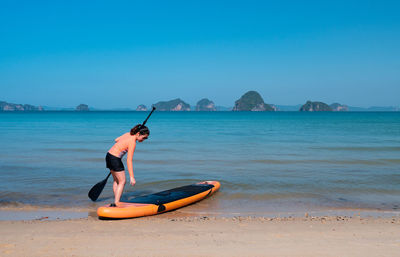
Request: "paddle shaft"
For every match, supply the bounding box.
[142,106,156,127]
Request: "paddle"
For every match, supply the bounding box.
[88,106,156,201]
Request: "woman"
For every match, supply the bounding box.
[105,124,150,207]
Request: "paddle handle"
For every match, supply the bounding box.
[133,106,156,134]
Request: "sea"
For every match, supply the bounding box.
[0,111,399,217]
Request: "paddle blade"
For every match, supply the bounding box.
[88,173,111,201]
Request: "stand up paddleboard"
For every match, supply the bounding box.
[97,181,220,219]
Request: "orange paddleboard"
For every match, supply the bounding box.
[97,181,220,219]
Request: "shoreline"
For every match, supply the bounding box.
[1,205,399,221]
[1,215,399,256]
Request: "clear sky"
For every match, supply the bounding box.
[1,0,399,109]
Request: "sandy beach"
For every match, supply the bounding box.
[1,212,399,257]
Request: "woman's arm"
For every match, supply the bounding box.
[127,138,137,186]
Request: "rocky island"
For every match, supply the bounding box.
[196,98,216,111]
[0,101,43,111]
[136,105,148,111]
[232,91,275,111]
[152,98,191,111]
[76,104,89,111]
[299,101,333,111]
[330,103,349,112]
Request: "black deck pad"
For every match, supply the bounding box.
[127,183,214,205]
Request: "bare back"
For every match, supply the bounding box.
[108,132,134,158]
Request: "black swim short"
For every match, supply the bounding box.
[105,152,125,171]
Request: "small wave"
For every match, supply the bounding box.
[138,179,201,188]
[381,159,400,164]
[0,200,27,208]
[251,159,399,166]
[0,200,66,210]
[222,192,320,201]
[0,165,40,171]
[310,146,400,152]
[138,148,177,153]
[78,156,400,165]
[79,157,105,162]
[42,148,103,153]
[252,159,299,164]
[134,159,237,165]
[135,160,182,165]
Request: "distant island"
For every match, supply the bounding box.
[300,101,333,112]
[136,105,147,111]
[152,98,191,111]
[1,95,399,112]
[76,104,89,111]
[0,101,43,111]
[299,101,352,112]
[196,98,216,111]
[232,91,275,111]
[330,103,349,112]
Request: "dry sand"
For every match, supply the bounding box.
[1,213,399,257]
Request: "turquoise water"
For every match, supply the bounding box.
[0,111,399,214]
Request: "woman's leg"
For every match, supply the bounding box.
[111,171,118,197]
[110,170,126,205]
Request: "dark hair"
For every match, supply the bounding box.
[130,124,150,136]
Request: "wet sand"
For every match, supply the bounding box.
[1,213,399,257]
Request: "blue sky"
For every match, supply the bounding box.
[0,0,399,108]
